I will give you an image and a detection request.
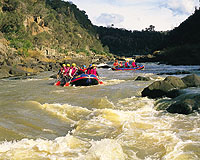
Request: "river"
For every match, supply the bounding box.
[0,63,200,160]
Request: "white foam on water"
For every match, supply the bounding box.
[162,141,200,160]
[0,98,199,159]
[0,134,90,159]
[40,103,92,122]
[50,90,65,93]
[103,79,125,86]
[82,139,126,160]
[117,96,155,111]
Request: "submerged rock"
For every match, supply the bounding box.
[181,74,200,87]
[157,70,190,75]
[135,76,150,81]
[141,76,186,98]
[166,94,200,114]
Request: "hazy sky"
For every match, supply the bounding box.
[66,0,200,31]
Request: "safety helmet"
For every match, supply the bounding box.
[62,64,66,67]
[89,64,92,67]
[83,65,86,68]
[67,64,70,67]
[72,63,76,66]
[92,64,96,67]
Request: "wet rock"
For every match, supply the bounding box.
[0,65,35,78]
[182,74,200,87]
[142,76,187,98]
[135,76,150,81]
[166,94,200,114]
[0,67,10,78]
[167,99,194,114]
[50,74,57,79]
[157,70,190,75]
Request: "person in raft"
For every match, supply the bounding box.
[77,65,87,75]
[57,64,66,79]
[63,64,70,76]
[90,64,99,77]
[125,60,130,68]
[113,59,119,68]
[119,61,123,68]
[131,59,137,67]
[69,63,78,79]
[86,64,92,74]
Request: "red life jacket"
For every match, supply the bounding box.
[132,61,136,67]
[70,67,77,76]
[125,62,129,68]
[90,68,97,75]
[113,62,119,67]
[87,68,91,74]
[65,67,70,76]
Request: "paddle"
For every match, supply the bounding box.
[64,69,78,87]
[99,81,103,84]
[54,75,61,86]
[98,75,103,84]
[64,78,72,87]
[55,80,61,86]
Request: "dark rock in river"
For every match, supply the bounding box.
[142,76,187,98]
[181,74,200,87]
[135,76,150,81]
[166,94,200,114]
[0,65,34,79]
[50,74,57,79]
[157,70,190,75]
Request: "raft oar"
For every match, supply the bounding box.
[99,81,103,84]
[64,80,71,86]
[98,76,103,84]
[55,80,61,86]
[64,70,78,87]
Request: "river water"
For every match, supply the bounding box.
[0,63,200,160]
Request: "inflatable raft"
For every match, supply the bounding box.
[70,74,100,86]
[112,65,144,71]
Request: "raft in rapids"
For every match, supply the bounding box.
[70,73,100,86]
[55,73,101,86]
[112,65,144,71]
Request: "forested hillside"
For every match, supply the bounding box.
[0,0,108,57]
[96,26,165,56]
[154,9,200,65]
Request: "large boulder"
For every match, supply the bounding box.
[182,74,200,87]
[0,65,34,78]
[166,94,200,114]
[142,76,187,98]
[135,76,150,81]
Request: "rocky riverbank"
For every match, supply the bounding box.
[0,36,113,79]
[141,74,200,115]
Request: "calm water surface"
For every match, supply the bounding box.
[0,63,200,160]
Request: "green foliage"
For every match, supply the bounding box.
[96,26,165,56]
[1,0,20,12]
[10,38,33,56]
[157,43,200,65]
[76,48,90,56]
[156,9,200,65]
[166,9,200,47]
[0,12,24,34]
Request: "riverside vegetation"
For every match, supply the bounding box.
[0,0,113,78]
[1,0,200,79]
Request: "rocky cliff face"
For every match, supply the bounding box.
[24,16,50,36]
